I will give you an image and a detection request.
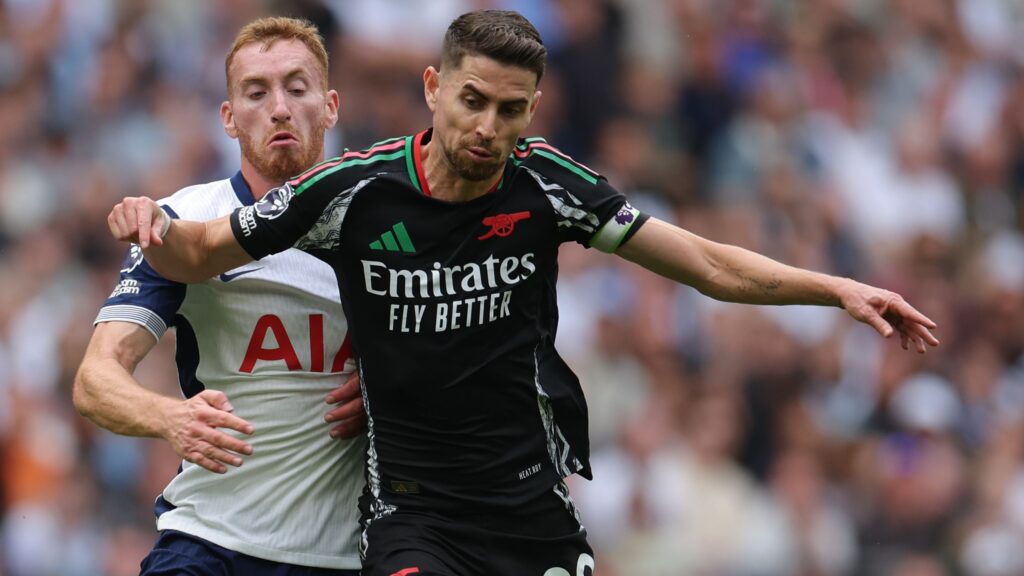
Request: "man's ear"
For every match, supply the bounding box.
[221,101,238,139]
[527,90,542,123]
[424,66,440,112]
[325,89,340,129]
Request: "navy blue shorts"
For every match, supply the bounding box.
[139,530,360,576]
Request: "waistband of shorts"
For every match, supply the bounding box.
[416,485,581,537]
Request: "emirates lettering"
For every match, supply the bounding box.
[365,254,535,334]
[362,253,535,298]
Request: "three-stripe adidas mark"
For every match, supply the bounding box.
[369,222,416,253]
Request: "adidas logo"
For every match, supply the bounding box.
[369,221,416,253]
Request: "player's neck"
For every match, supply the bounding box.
[239,163,281,202]
[421,141,500,203]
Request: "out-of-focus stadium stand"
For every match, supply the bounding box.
[1,0,1022,574]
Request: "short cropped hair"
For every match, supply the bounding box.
[441,10,546,83]
[225,17,329,95]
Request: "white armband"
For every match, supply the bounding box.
[590,203,640,253]
[159,215,172,239]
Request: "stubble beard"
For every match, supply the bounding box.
[238,125,325,183]
[443,139,504,182]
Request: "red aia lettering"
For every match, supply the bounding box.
[239,314,350,373]
[310,314,324,372]
[331,334,352,373]
[239,315,300,373]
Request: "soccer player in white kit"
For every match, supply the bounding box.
[74,17,365,575]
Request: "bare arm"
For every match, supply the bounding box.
[616,217,940,352]
[108,196,368,440]
[73,321,254,473]
[107,197,252,283]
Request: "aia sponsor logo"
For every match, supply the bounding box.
[478,211,530,240]
[239,314,350,373]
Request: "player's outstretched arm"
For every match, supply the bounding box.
[108,196,253,283]
[616,217,940,353]
[74,321,255,473]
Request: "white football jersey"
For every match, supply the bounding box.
[96,173,364,569]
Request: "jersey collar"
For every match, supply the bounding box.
[230,171,256,206]
[412,130,432,197]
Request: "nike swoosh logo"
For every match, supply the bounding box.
[219,267,264,282]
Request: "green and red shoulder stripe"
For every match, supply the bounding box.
[288,136,408,195]
[511,137,600,185]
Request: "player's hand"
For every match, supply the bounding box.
[108,196,167,249]
[324,371,367,439]
[162,389,254,474]
[838,280,939,353]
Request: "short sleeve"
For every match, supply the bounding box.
[231,170,367,260]
[521,161,649,252]
[586,189,646,253]
[94,243,186,341]
[231,183,306,260]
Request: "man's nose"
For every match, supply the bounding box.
[270,89,292,123]
[476,109,497,141]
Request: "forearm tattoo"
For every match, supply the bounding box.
[731,264,782,297]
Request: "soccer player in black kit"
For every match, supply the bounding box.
[108,10,940,576]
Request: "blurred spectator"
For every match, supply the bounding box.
[548,0,625,159]
[769,448,858,576]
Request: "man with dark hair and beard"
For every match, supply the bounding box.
[107,9,939,576]
[75,17,366,576]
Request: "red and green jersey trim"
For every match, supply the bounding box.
[407,129,503,197]
[512,138,599,185]
[289,137,408,196]
[410,131,430,196]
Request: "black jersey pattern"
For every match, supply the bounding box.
[230,130,648,518]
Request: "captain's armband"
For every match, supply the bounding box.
[589,203,642,253]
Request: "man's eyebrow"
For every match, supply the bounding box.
[238,77,268,89]
[463,83,529,107]
[462,84,489,101]
[238,69,312,89]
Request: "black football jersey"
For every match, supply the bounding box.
[231,129,649,517]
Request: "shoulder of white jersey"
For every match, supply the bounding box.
[158,178,241,222]
[511,137,604,189]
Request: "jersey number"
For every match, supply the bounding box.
[544,553,594,576]
[239,314,350,373]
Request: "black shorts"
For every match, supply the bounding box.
[360,483,594,576]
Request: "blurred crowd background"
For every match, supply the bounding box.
[1,0,1023,574]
